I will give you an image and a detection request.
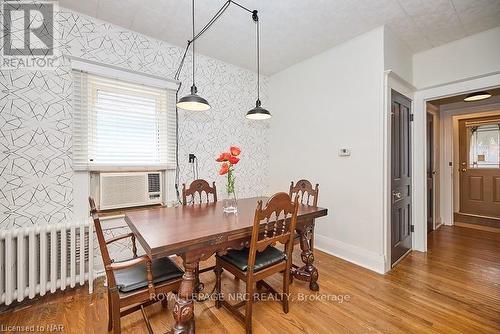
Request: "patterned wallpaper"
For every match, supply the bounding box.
[0,8,269,229]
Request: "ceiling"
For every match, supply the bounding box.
[430,87,500,106]
[59,0,500,75]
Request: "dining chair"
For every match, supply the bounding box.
[181,179,217,292]
[182,179,217,205]
[214,192,299,334]
[89,197,184,334]
[289,179,319,208]
[289,180,319,284]
[290,180,319,248]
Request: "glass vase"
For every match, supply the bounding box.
[223,191,238,214]
[223,169,238,214]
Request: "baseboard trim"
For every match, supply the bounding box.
[454,212,500,228]
[455,222,500,233]
[314,234,386,274]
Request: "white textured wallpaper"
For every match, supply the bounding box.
[0,8,270,229]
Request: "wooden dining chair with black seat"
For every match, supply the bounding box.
[289,179,320,290]
[214,192,299,334]
[181,179,217,292]
[89,197,184,334]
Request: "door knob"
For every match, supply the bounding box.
[461,168,467,172]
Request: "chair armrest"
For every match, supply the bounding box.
[105,233,134,244]
[106,233,138,257]
[106,255,149,271]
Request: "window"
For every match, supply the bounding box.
[73,70,176,170]
[468,123,500,168]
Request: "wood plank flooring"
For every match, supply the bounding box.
[0,226,498,333]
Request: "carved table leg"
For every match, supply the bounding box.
[291,220,319,291]
[171,260,198,334]
[194,265,204,293]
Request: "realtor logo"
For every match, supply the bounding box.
[1,1,59,69]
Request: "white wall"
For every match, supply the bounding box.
[384,27,413,84]
[413,27,500,89]
[268,27,386,273]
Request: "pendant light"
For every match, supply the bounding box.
[177,0,211,111]
[463,91,492,102]
[246,10,271,120]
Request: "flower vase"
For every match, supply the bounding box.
[223,192,238,214]
[223,169,238,214]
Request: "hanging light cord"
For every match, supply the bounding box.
[256,12,260,103]
[192,0,195,87]
[173,0,257,204]
[174,0,252,82]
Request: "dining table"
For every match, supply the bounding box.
[124,196,328,334]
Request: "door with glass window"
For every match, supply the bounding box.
[458,115,500,218]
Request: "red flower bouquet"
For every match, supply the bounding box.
[216,146,241,213]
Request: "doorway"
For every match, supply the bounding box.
[425,87,500,232]
[407,74,500,255]
[391,90,412,266]
[456,115,500,225]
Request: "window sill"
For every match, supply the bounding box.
[77,164,176,172]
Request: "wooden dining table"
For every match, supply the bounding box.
[125,196,328,334]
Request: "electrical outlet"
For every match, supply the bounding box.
[188,154,196,163]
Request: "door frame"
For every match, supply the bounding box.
[411,72,500,254]
[426,104,442,231]
[426,110,434,232]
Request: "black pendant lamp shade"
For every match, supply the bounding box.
[177,0,210,111]
[246,99,271,120]
[177,84,210,111]
[246,10,271,120]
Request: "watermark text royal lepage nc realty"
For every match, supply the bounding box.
[1,1,59,69]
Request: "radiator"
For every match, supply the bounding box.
[0,220,95,305]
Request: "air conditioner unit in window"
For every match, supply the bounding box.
[99,172,163,210]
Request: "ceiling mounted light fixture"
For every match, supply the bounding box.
[176,0,210,111]
[246,10,271,120]
[463,91,492,102]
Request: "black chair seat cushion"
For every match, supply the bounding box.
[115,256,184,293]
[217,246,286,272]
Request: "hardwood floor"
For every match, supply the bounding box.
[0,226,498,333]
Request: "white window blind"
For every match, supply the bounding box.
[73,70,176,170]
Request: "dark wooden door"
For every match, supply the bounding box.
[427,113,434,233]
[459,116,500,219]
[391,90,412,266]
